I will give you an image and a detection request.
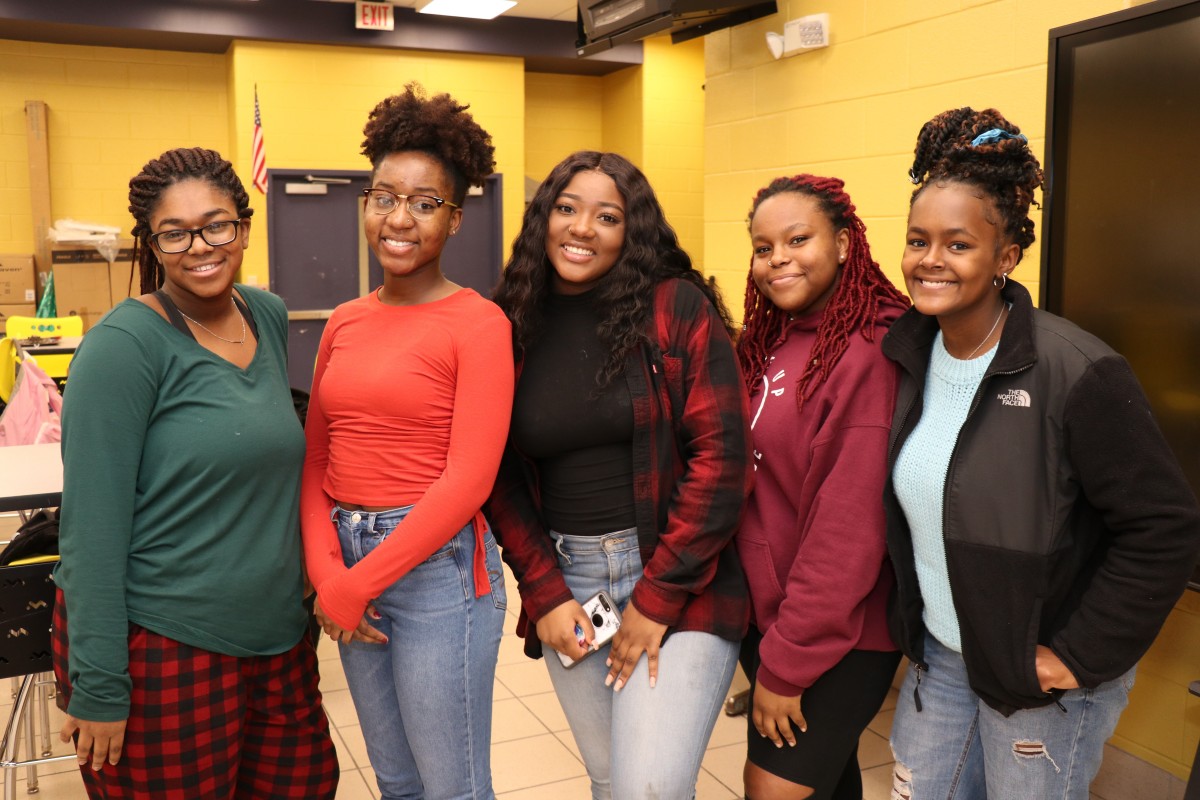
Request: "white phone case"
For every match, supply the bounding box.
[556,590,622,668]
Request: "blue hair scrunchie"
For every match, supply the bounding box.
[970,128,1028,148]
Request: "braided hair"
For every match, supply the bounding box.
[494,151,733,387]
[128,147,252,294]
[361,82,495,205]
[908,106,1044,261]
[737,174,908,407]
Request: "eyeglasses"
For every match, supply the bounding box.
[363,188,459,221]
[150,220,242,254]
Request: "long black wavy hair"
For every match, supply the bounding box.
[493,151,732,385]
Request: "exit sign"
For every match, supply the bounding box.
[356,1,395,30]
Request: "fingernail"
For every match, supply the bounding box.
[649,677,656,689]
[604,674,614,687]
[774,740,783,749]
[613,679,625,693]
[605,658,612,667]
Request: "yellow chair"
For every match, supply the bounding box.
[1,316,84,402]
[0,339,15,404]
[4,315,83,340]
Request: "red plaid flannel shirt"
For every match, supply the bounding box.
[486,279,753,657]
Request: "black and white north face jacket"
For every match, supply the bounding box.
[881,280,1200,716]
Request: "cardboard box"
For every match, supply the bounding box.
[0,254,36,304]
[0,302,37,332]
[51,241,135,331]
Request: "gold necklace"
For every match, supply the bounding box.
[178,300,246,345]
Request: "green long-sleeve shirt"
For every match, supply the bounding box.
[56,286,307,722]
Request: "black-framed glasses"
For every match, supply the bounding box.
[363,188,459,220]
[150,220,242,254]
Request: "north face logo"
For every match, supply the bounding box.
[998,389,1031,407]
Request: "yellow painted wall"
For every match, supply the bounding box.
[0,38,525,289]
[641,36,706,270]
[0,39,229,257]
[704,0,1147,302]
[702,0,1196,779]
[524,72,604,185]
[601,64,643,168]
[226,40,526,286]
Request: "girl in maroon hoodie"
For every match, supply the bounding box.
[735,175,908,800]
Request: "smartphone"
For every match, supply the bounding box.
[555,590,622,668]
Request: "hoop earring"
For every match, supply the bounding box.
[993,273,1007,289]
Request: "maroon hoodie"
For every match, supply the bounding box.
[736,302,901,696]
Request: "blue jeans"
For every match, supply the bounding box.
[335,505,506,800]
[542,529,739,800]
[890,633,1135,800]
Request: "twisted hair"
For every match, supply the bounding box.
[737,174,909,408]
[494,151,732,386]
[362,82,495,205]
[128,147,252,294]
[908,106,1044,260]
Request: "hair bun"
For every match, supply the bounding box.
[908,106,1044,259]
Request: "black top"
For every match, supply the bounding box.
[511,291,635,535]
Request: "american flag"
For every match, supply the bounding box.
[251,86,268,194]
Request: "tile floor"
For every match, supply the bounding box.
[0,557,1185,799]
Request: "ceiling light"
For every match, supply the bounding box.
[418,0,516,19]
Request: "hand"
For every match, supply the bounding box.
[60,715,127,771]
[1035,645,1080,692]
[535,600,594,664]
[751,683,806,748]
[314,599,388,645]
[605,603,667,692]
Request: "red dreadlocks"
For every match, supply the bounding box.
[737,174,909,409]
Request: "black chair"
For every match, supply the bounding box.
[0,560,74,798]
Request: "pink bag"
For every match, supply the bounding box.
[0,359,63,446]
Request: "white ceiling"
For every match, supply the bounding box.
[318,0,578,22]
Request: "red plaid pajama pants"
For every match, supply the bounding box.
[52,588,339,799]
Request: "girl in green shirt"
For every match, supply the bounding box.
[52,147,338,799]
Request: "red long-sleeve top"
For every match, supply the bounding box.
[301,289,514,630]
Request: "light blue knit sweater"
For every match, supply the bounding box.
[892,330,997,653]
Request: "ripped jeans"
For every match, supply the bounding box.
[889,632,1134,800]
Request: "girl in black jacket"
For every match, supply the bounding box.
[882,106,1200,800]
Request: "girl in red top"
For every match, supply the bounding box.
[735,175,908,800]
[300,84,513,800]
